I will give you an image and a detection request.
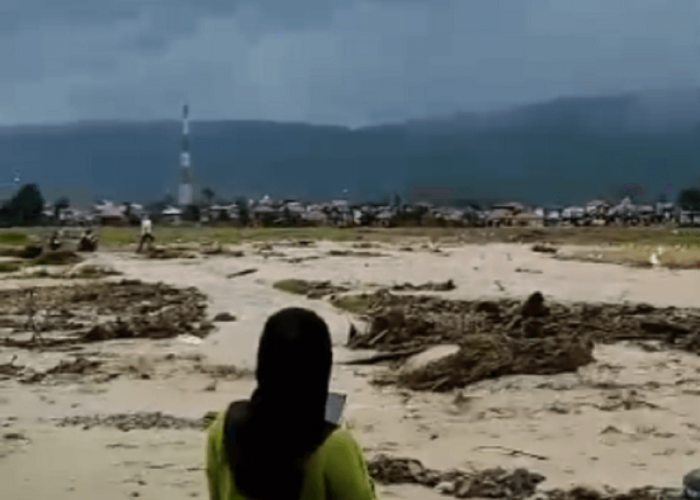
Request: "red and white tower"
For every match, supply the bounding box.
[178,104,193,206]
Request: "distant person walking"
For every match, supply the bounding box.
[206,308,377,500]
[137,216,154,253]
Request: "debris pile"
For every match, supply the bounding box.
[367,456,674,500]
[213,312,236,322]
[273,279,350,299]
[367,455,545,498]
[0,280,213,349]
[397,333,594,392]
[146,247,199,259]
[545,486,672,500]
[0,244,43,260]
[56,412,205,431]
[390,279,456,292]
[226,268,258,279]
[344,290,700,390]
[32,250,83,266]
[13,357,104,384]
[532,244,559,254]
[66,263,121,279]
[328,249,387,258]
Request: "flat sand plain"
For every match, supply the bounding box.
[2,240,700,499]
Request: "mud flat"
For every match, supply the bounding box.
[2,242,700,499]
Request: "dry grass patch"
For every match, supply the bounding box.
[560,245,700,269]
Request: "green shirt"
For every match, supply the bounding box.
[206,411,377,500]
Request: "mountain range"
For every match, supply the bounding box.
[1,89,699,206]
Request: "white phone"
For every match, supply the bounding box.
[325,392,347,424]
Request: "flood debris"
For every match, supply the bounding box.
[0,280,213,350]
[273,279,350,299]
[32,250,83,266]
[0,244,43,260]
[515,267,544,274]
[343,289,700,390]
[146,247,199,260]
[328,249,387,258]
[283,255,322,264]
[367,455,674,500]
[367,455,545,498]
[213,312,236,322]
[56,412,205,431]
[396,333,594,392]
[17,357,104,384]
[532,243,559,254]
[545,486,674,500]
[226,268,258,279]
[65,263,122,279]
[390,279,456,292]
[0,355,21,379]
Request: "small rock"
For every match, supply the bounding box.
[455,478,474,498]
[213,313,236,323]
[521,291,549,317]
[130,492,140,498]
[402,345,460,377]
[434,481,455,495]
[204,381,217,392]
[549,401,569,414]
[3,432,26,440]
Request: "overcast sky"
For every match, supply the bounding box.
[1,0,698,126]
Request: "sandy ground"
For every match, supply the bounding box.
[2,241,700,499]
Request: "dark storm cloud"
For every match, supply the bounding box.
[1,0,699,125]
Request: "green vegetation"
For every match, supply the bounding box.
[0,184,45,226]
[0,232,31,246]
[331,295,372,315]
[0,261,22,273]
[4,225,700,251]
[562,245,700,270]
[273,279,314,295]
[31,251,82,266]
[678,188,700,211]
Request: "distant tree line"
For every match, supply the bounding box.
[677,188,700,211]
[3,182,700,229]
[0,184,45,226]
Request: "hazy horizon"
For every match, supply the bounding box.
[1,85,698,130]
[2,1,698,127]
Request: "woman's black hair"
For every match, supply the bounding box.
[225,307,333,500]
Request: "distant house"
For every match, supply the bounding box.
[544,207,562,226]
[93,201,127,226]
[304,207,328,225]
[679,210,700,227]
[491,201,527,214]
[655,202,676,222]
[161,206,183,224]
[252,204,278,225]
[375,209,395,227]
[208,204,239,222]
[487,209,514,227]
[514,211,544,227]
[561,206,586,224]
[585,199,610,217]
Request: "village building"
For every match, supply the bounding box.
[161,206,183,224]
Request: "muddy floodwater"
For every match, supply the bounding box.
[2,240,700,499]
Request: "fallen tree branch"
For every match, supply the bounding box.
[341,348,426,366]
[473,445,549,461]
[226,268,258,279]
